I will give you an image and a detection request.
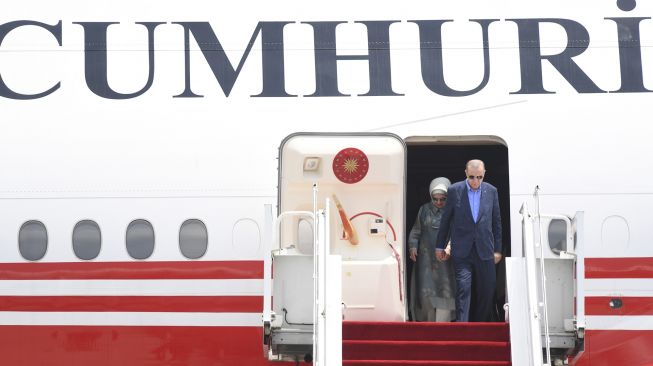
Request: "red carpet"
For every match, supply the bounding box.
[342,322,511,366]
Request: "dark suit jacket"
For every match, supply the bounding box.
[435,181,502,260]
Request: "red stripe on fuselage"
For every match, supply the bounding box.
[585,296,653,316]
[571,330,653,366]
[0,296,263,312]
[0,261,263,280]
[0,325,293,366]
[585,257,653,279]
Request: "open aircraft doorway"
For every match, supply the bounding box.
[404,136,511,322]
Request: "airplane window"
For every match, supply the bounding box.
[547,219,567,254]
[73,220,102,260]
[126,219,155,259]
[179,219,208,259]
[232,218,260,256]
[18,220,48,261]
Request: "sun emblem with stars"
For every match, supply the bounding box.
[332,147,369,184]
[343,158,359,173]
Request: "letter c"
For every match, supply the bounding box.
[0,20,62,100]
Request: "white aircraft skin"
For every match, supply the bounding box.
[0,0,652,365]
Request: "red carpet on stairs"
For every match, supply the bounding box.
[342,321,511,366]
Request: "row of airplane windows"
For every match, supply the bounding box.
[18,219,208,261]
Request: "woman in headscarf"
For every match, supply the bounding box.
[408,177,456,322]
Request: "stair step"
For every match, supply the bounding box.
[343,321,509,342]
[343,340,510,361]
[344,361,511,366]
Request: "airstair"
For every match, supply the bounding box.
[342,321,510,365]
[262,133,583,366]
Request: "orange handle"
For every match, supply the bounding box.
[332,194,359,245]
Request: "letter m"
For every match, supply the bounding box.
[174,21,292,98]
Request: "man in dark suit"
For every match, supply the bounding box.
[435,159,502,322]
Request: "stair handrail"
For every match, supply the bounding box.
[312,184,319,365]
[520,202,546,365]
[533,187,552,366]
[312,186,342,366]
[262,203,274,357]
[273,211,315,252]
[262,206,316,360]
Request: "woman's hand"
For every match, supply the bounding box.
[409,248,418,262]
[436,249,450,262]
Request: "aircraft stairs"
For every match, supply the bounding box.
[342,321,511,366]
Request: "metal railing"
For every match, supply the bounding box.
[521,202,547,365]
[533,188,552,365]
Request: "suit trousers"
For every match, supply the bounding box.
[452,244,496,322]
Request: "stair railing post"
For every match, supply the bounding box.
[574,212,586,336]
[262,203,274,358]
[312,183,319,365]
[534,187,552,365]
[522,203,545,365]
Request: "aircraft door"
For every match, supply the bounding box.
[262,133,406,363]
[276,133,406,322]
